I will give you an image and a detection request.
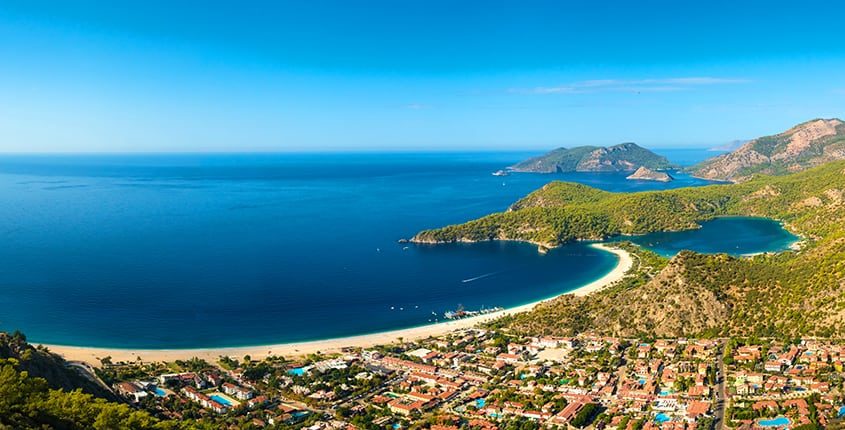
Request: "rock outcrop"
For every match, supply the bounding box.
[626,166,673,182]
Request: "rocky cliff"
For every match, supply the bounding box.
[693,118,845,181]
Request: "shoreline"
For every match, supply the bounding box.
[40,244,632,367]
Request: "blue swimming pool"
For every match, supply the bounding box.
[838,405,845,417]
[476,398,486,408]
[288,367,305,376]
[758,416,790,427]
[655,413,670,423]
[210,394,234,406]
[154,387,167,397]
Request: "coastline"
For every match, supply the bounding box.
[41,244,632,366]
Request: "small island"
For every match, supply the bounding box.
[625,166,673,182]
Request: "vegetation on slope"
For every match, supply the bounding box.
[509,142,672,173]
[422,161,845,338]
[0,333,197,430]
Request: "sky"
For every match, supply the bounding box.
[1,0,844,152]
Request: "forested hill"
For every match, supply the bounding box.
[418,161,845,338]
[0,332,113,399]
[508,142,672,173]
[0,332,183,429]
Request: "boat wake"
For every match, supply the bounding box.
[461,271,500,283]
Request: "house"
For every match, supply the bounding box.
[115,381,148,403]
[181,386,227,413]
[387,398,428,415]
[764,360,784,373]
[247,395,268,409]
[686,400,710,419]
[222,382,254,400]
[552,400,587,424]
[496,353,521,365]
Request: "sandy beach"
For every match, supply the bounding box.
[41,244,632,366]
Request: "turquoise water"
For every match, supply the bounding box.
[627,216,798,257]
[210,394,234,406]
[154,388,167,397]
[655,413,671,423]
[0,151,783,349]
[287,368,305,376]
[476,398,486,408]
[758,417,790,427]
[839,405,845,417]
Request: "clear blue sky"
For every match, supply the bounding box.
[1,0,844,152]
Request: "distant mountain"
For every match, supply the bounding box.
[708,139,748,152]
[509,142,672,173]
[626,166,673,182]
[693,118,845,181]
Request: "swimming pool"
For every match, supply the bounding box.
[758,416,790,427]
[287,367,305,376]
[838,405,845,417]
[210,394,234,407]
[476,398,486,408]
[655,413,671,423]
[153,387,167,397]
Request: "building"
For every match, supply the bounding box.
[115,381,148,403]
[222,382,254,400]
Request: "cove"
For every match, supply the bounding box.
[624,216,799,257]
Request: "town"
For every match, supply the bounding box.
[99,330,845,429]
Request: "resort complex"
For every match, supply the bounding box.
[89,331,845,429]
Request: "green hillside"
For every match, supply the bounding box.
[509,142,672,173]
[417,161,845,337]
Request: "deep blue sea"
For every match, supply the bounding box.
[0,150,792,348]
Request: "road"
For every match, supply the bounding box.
[67,360,113,395]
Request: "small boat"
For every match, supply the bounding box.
[492,169,509,177]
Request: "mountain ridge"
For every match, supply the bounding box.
[693,118,845,181]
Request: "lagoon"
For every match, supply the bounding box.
[626,216,798,257]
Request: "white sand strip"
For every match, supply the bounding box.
[41,244,632,366]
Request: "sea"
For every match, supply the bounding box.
[0,149,795,348]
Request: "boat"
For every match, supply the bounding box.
[492,169,509,177]
[443,304,504,320]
